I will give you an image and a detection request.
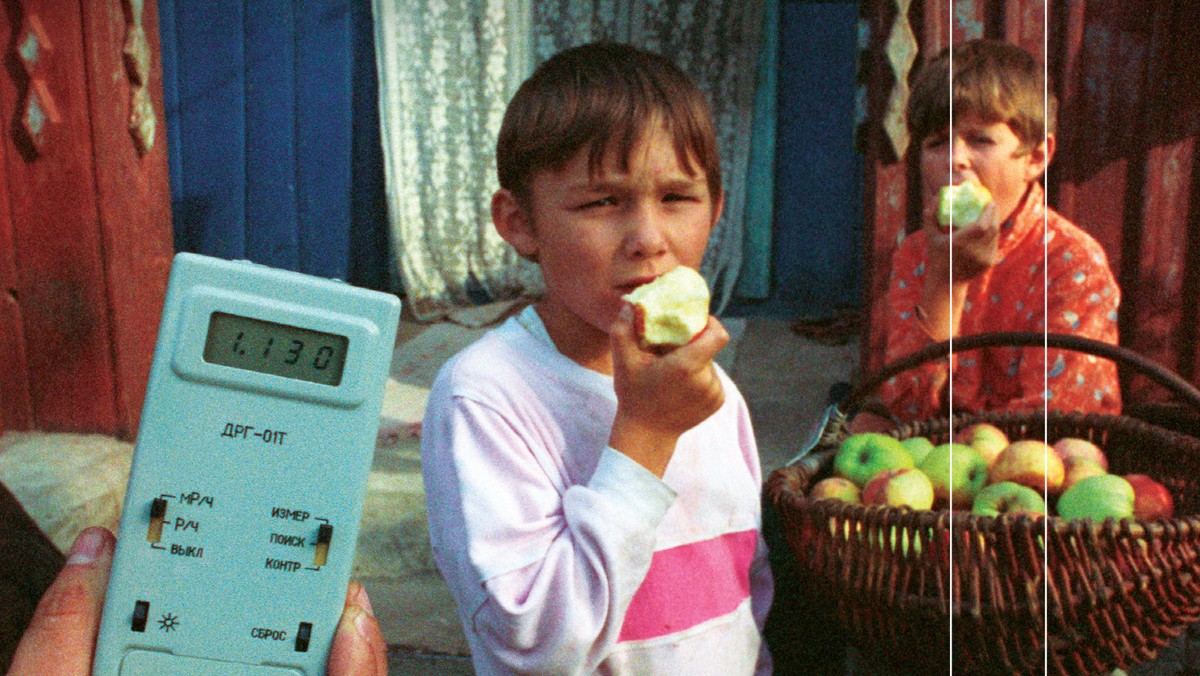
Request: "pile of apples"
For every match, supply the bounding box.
[810,423,1175,522]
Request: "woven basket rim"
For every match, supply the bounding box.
[769,408,1200,535]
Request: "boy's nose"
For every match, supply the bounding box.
[950,136,970,169]
[623,204,669,259]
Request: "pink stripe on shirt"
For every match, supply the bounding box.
[618,529,758,642]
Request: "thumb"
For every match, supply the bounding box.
[609,303,643,360]
[327,581,388,675]
[8,527,115,676]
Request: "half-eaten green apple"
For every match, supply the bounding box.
[937,180,992,229]
[622,266,710,347]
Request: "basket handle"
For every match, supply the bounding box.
[842,331,1200,416]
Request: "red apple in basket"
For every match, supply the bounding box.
[1061,458,1108,492]
[1052,437,1108,472]
[955,423,1009,468]
[988,440,1064,494]
[862,468,934,510]
[1124,474,1174,520]
[809,477,861,504]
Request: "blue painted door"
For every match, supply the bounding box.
[157,1,389,289]
[745,0,863,319]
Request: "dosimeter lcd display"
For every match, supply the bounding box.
[204,312,349,386]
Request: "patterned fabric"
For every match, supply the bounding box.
[372,0,542,320]
[373,1,766,319]
[880,183,1121,421]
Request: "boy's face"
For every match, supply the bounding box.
[495,123,720,362]
[920,114,1050,225]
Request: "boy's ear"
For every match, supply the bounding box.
[1025,134,1055,182]
[492,189,538,261]
[710,189,725,230]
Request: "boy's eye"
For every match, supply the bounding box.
[923,133,948,149]
[580,196,618,209]
[663,192,699,203]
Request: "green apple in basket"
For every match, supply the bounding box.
[972,481,1047,517]
[918,443,988,508]
[900,436,936,466]
[834,433,914,487]
[1056,474,1135,521]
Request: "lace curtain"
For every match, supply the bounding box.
[373,0,766,320]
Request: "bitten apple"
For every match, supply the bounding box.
[989,440,1064,494]
[622,266,710,347]
[1056,474,1135,522]
[1124,474,1174,520]
[1052,437,1108,472]
[954,423,1009,468]
[937,180,993,228]
[809,477,862,504]
[862,468,935,510]
[833,433,914,487]
[918,443,988,508]
[972,481,1047,517]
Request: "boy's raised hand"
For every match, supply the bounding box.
[923,200,1001,282]
[608,304,729,478]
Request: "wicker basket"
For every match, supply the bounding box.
[765,333,1200,675]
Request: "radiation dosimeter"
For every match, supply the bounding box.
[93,253,400,675]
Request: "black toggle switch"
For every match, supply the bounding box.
[132,600,150,632]
[295,622,313,652]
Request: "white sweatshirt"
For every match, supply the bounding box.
[421,310,773,674]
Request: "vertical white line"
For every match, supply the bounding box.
[1043,3,1052,672]
[946,6,955,673]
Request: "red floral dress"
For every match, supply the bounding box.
[879,183,1121,422]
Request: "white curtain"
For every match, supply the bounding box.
[374,0,766,320]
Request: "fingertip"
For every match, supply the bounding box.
[66,526,115,566]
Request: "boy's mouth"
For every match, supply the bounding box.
[617,275,659,295]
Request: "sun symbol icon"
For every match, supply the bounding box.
[157,613,180,632]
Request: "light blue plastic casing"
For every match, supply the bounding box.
[93,253,401,675]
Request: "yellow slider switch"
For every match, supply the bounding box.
[314,523,333,566]
[148,498,168,543]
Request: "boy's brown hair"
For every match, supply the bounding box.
[496,42,722,207]
[908,39,1057,154]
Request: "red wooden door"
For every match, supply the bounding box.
[0,0,172,439]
